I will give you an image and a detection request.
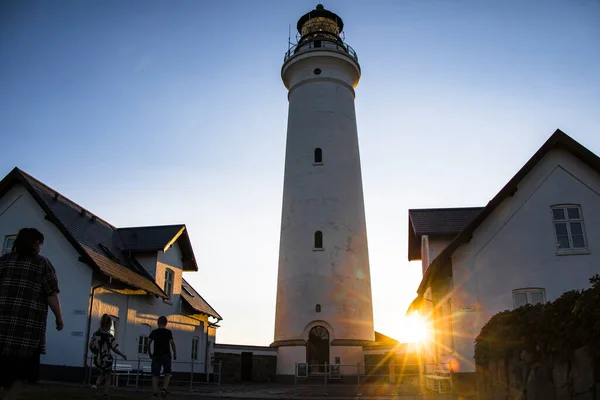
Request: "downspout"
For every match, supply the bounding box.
[204,322,210,375]
[82,279,111,382]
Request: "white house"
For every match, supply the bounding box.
[406,129,600,392]
[0,167,222,382]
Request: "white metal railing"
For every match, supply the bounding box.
[293,362,425,396]
[284,39,358,62]
[86,356,221,392]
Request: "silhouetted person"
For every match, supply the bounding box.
[0,228,64,400]
[148,316,177,398]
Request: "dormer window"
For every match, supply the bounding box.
[164,268,174,298]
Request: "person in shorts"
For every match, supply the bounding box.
[148,316,177,398]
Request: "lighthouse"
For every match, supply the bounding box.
[273,4,375,377]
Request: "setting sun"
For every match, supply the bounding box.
[396,313,430,344]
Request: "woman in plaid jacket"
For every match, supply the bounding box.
[0,228,64,400]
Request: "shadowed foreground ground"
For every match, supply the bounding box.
[7,382,467,399]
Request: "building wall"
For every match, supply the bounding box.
[135,253,157,279]
[330,346,364,372]
[447,149,600,373]
[0,184,93,367]
[90,284,211,373]
[421,235,453,275]
[275,47,374,346]
[276,346,305,375]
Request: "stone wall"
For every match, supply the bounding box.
[476,346,599,400]
[213,352,277,383]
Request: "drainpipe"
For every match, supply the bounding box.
[204,322,210,376]
[82,279,110,382]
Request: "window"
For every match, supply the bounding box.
[314,148,323,164]
[2,235,16,255]
[164,269,174,298]
[138,335,150,354]
[191,336,199,360]
[138,324,151,355]
[314,231,323,249]
[513,288,546,308]
[552,205,587,252]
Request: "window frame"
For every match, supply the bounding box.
[191,336,200,360]
[512,288,546,309]
[164,268,174,298]
[138,324,151,355]
[551,205,589,255]
[2,235,16,255]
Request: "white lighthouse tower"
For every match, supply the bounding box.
[273,4,375,377]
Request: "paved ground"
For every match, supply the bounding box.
[6,382,469,399]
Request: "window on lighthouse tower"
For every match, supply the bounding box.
[314,148,323,164]
[314,231,324,250]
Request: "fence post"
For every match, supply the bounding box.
[356,362,360,394]
[294,362,297,395]
[189,359,194,392]
[136,358,141,388]
[217,361,222,392]
[88,356,93,385]
[324,363,328,396]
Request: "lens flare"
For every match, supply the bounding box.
[398,313,430,344]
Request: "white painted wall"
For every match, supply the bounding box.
[90,243,211,373]
[330,346,364,372]
[91,284,210,373]
[446,149,600,373]
[275,43,373,351]
[0,184,93,367]
[276,346,305,375]
[421,235,453,275]
[135,253,157,278]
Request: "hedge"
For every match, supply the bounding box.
[474,274,600,365]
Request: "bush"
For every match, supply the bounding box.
[474,274,600,365]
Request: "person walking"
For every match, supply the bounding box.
[0,228,64,400]
[89,314,127,398]
[148,316,177,398]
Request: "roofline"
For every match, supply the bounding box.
[0,168,101,272]
[214,343,276,351]
[178,228,199,272]
[417,129,598,294]
[407,207,484,261]
[182,278,222,320]
[408,206,485,212]
[118,224,186,231]
[15,168,116,229]
[117,224,198,271]
[0,168,168,298]
[163,226,186,252]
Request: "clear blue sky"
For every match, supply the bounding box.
[1,0,599,345]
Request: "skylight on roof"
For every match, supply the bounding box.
[182,286,194,297]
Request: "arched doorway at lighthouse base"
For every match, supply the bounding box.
[307,325,330,374]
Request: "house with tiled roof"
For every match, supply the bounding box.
[406,129,600,393]
[0,167,222,381]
